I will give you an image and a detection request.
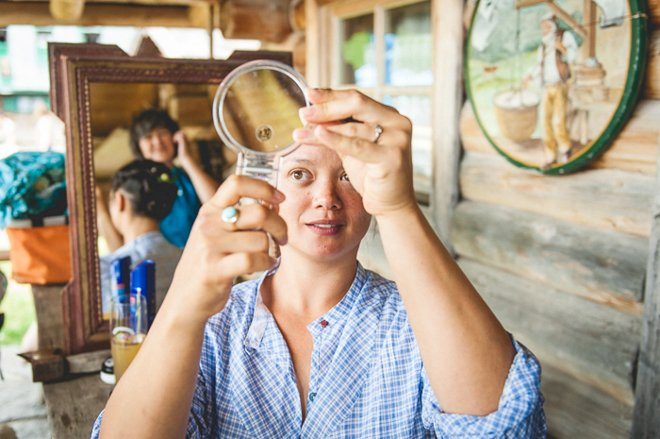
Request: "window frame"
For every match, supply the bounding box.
[319,0,434,204]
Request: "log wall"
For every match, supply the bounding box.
[333,0,660,436]
[451,7,660,436]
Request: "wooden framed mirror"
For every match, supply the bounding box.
[49,44,292,354]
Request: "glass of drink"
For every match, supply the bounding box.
[110,295,147,382]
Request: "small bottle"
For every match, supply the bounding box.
[130,260,156,328]
[106,256,131,320]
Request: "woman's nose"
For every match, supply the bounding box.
[313,180,341,210]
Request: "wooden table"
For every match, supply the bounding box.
[43,374,112,438]
[32,285,113,438]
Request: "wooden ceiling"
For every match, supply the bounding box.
[0,0,303,42]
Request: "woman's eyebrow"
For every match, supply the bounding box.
[285,158,315,166]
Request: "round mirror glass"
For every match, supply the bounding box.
[213,60,309,157]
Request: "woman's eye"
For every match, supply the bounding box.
[340,172,350,182]
[290,169,310,181]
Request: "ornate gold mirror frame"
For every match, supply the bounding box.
[49,44,292,354]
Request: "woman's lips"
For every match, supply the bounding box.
[305,222,344,236]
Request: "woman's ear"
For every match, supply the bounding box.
[113,190,127,213]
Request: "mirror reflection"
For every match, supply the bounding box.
[91,82,231,320]
[221,68,306,153]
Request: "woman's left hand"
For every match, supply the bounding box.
[294,88,416,217]
[173,130,193,168]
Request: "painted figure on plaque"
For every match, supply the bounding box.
[525,13,578,168]
[466,0,642,174]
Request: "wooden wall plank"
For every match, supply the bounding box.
[32,285,66,351]
[458,258,639,404]
[452,201,647,307]
[459,100,660,175]
[43,374,112,439]
[650,0,660,27]
[647,30,660,99]
[632,148,660,437]
[304,0,321,86]
[431,0,464,249]
[459,152,654,237]
[543,364,633,438]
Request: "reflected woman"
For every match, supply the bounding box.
[99,160,182,318]
[98,109,219,250]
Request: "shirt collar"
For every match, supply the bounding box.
[244,262,369,350]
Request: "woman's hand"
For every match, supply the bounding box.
[164,175,287,324]
[293,89,416,218]
[173,130,194,168]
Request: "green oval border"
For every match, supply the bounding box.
[464,0,648,175]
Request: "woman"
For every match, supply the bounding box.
[98,109,219,250]
[93,89,546,437]
[99,160,182,317]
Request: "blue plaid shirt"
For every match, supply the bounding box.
[92,263,546,438]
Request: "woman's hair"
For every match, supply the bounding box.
[111,159,177,221]
[129,109,180,158]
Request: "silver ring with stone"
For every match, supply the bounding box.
[373,124,384,143]
[221,206,240,224]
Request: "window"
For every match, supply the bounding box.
[327,0,433,202]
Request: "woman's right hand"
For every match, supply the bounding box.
[164,175,287,324]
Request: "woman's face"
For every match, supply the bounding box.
[138,128,176,165]
[277,144,371,263]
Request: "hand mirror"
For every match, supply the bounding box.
[212,60,310,186]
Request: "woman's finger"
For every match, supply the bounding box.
[323,122,387,144]
[221,203,288,245]
[216,252,276,279]
[206,175,285,210]
[216,231,271,254]
[300,89,399,126]
[294,122,389,148]
[313,125,382,163]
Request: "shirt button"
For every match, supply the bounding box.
[320,320,328,328]
[309,392,316,402]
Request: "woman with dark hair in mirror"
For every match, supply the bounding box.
[98,109,219,250]
[93,90,546,437]
[99,160,182,318]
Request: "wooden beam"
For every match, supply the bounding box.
[647,30,660,99]
[632,139,660,438]
[304,0,320,86]
[431,0,464,250]
[459,152,655,237]
[650,0,660,27]
[459,258,639,404]
[543,364,633,437]
[49,0,85,21]
[545,1,587,38]
[453,201,647,308]
[515,0,587,38]
[9,0,211,5]
[515,0,545,7]
[219,0,293,43]
[0,2,206,28]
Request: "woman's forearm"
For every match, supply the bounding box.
[181,160,219,203]
[99,300,206,438]
[375,206,514,416]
